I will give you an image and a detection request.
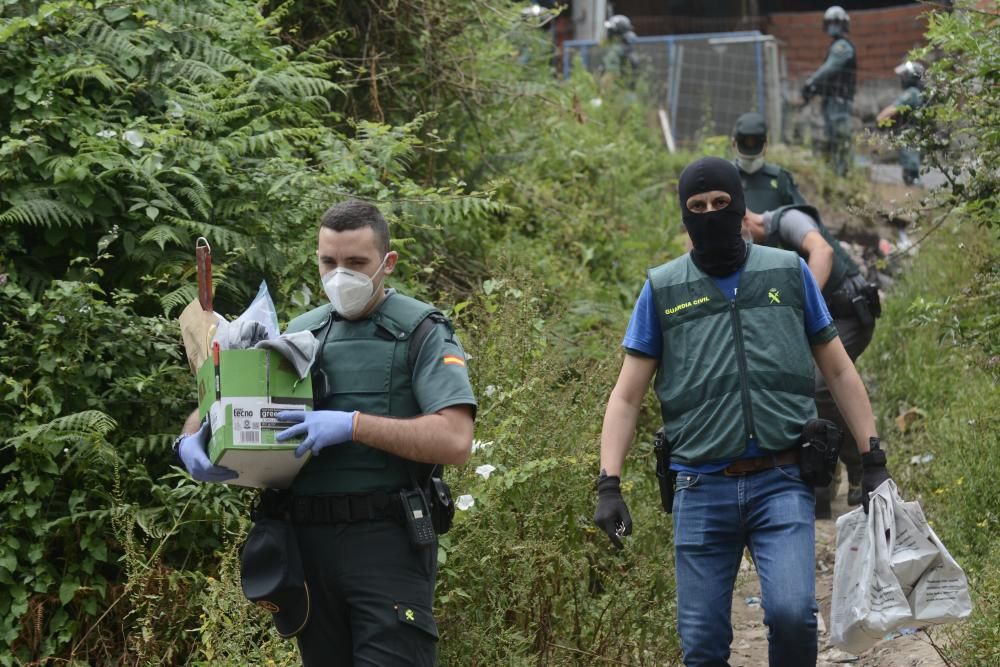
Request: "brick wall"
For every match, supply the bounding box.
[767,3,929,84]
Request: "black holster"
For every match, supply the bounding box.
[428,475,455,535]
[653,427,677,513]
[799,418,843,487]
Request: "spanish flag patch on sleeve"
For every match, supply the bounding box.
[442,354,466,367]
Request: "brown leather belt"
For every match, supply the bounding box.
[722,449,800,476]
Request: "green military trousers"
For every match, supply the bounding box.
[822,96,853,177]
[899,147,921,185]
[294,519,439,666]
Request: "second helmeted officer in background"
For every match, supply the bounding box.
[802,6,856,176]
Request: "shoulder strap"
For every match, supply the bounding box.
[407,312,449,373]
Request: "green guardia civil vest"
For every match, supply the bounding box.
[286,290,439,495]
[766,204,859,299]
[739,163,797,214]
[649,245,817,464]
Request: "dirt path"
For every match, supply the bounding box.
[727,476,948,666]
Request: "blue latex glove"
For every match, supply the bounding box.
[276,410,357,458]
[179,421,238,483]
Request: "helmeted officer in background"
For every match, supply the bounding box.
[600,14,639,82]
[593,157,892,665]
[802,6,856,176]
[732,112,808,210]
[174,200,476,665]
[734,112,876,517]
[877,60,926,186]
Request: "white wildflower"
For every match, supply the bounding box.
[484,384,497,397]
[96,129,116,139]
[475,464,496,480]
[455,494,475,511]
[472,439,494,453]
[123,130,145,148]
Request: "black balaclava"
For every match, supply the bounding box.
[678,156,748,276]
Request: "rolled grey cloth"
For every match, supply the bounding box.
[225,320,270,349]
[254,331,318,380]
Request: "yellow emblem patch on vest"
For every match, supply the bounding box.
[664,296,710,316]
[405,609,415,622]
[768,288,781,304]
[770,178,778,189]
[443,354,465,367]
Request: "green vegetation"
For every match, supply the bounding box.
[862,223,999,666]
[1,1,686,663]
[1,0,997,664]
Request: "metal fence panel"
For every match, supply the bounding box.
[564,32,784,148]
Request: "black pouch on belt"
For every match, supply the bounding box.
[428,475,455,535]
[653,427,677,513]
[798,418,843,487]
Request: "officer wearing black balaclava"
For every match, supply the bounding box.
[595,155,891,665]
[678,156,748,276]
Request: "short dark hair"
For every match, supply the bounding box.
[319,200,391,256]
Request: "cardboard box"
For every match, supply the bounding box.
[197,348,313,489]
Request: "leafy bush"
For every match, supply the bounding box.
[0,277,252,664]
[900,5,1000,231]
[0,0,497,314]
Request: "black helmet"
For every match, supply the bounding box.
[895,60,924,88]
[604,14,634,36]
[823,6,850,36]
[732,112,768,156]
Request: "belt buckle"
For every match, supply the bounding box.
[723,463,748,477]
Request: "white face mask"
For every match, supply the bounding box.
[736,154,765,174]
[322,255,388,318]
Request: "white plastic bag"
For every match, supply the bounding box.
[830,486,914,654]
[900,502,973,624]
[831,481,972,653]
[889,498,939,594]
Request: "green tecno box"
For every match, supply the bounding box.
[197,348,313,489]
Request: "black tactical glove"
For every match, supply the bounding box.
[593,473,632,549]
[801,82,816,103]
[861,437,891,514]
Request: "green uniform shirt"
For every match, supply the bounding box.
[287,289,476,495]
[738,162,808,214]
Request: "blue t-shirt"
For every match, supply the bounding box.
[622,256,834,473]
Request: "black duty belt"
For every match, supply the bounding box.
[254,490,405,525]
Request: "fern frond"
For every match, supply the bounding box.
[139,224,183,250]
[58,64,122,92]
[0,197,93,227]
[165,215,250,251]
[227,127,325,155]
[166,58,228,84]
[8,410,118,448]
[74,17,145,63]
[160,283,196,316]
[160,5,227,35]
[179,38,247,74]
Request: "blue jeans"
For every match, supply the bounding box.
[673,464,817,667]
